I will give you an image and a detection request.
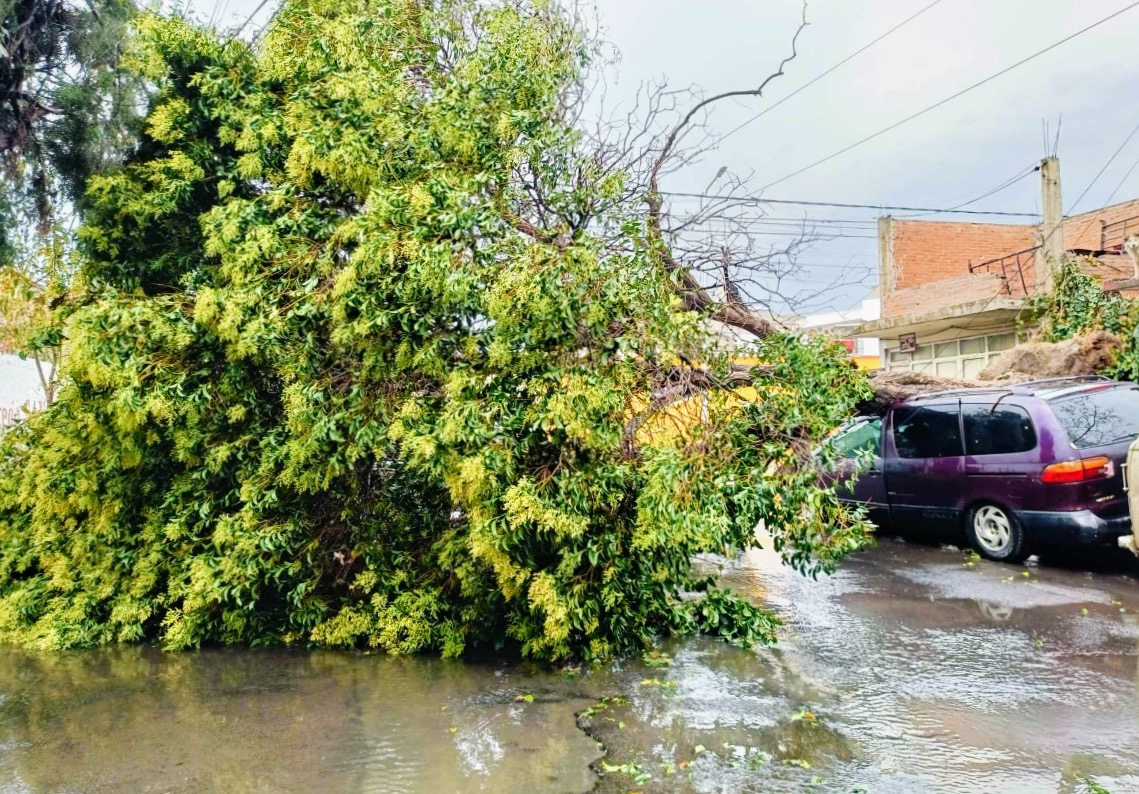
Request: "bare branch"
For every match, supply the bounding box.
[641,3,811,339]
[648,2,808,195]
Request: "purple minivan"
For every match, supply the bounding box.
[826,376,1139,562]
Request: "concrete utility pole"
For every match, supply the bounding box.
[1038,155,1064,292]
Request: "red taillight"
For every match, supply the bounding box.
[1042,456,1114,484]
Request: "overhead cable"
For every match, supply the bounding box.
[660,192,1038,216]
[719,0,946,143]
[1067,114,1139,215]
[755,0,1139,191]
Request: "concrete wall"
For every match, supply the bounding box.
[883,271,1009,318]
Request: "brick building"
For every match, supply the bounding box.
[854,159,1139,379]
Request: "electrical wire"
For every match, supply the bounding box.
[232,0,273,39]
[1103,153,1139,211]
[719,0,946,143]
[1067,114,1139,215]
[755,0,1139,192]
[677,219,879,232]
[897,165,1040,218]
[214,0,232,29]
[660,192,1038,216]
[671,228,878,240]
[712,216,878,225]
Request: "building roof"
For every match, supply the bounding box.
[853,297,1023,340]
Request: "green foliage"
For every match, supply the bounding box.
[1024,258,1139,380]
[0,0,872,661]
[1,0,145,384]
[1078,778,1112,794]
[1,0,145,253]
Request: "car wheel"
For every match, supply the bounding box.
[966,503,1029,563]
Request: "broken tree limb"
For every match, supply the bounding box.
[978,330,1121,381]
[642,4,808,341]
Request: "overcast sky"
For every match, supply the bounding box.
[188,0,1139,314]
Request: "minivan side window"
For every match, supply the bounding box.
[893,404,962,459]
[830,417,882,459]
[962,404,1037,455]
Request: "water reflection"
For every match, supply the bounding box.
[0,541,1137,794]
[977,601,1014,621]
[0,649,603,793]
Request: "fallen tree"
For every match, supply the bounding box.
[0,0,874,659]
[852,330,1126,415]
[979,331,1122,381]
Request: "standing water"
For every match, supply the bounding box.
[1,539,1137,793]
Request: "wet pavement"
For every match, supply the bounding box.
[1,538,1138,793]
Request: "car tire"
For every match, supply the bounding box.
[966,503,1030,563]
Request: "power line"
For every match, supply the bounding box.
[942,166,1040,211]
[719,0,946,143]
[251,5,283,43]
[1066,114,1139,215]
[233,0,273,39]
[676,214,877,225]
[775,263,876,271]
[899,165,1040,218]
[756,0,1139,192]
[678,217,878,231]
[674,227,878,240]
[1103,152,1139,209]
[710,216,878,225]
[706,263,874,273]
[660,191,1038,216]
[911,163,1035,208]
[215,0,233,28]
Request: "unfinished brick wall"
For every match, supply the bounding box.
[1079,253,1134,282]
[886,220,1037,291]
[1063,198,1139,251]
[877,198,1139,322]
[881,219,1036,319]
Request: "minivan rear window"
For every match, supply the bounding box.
[894,404,963,458]
[1051,387,1139,449]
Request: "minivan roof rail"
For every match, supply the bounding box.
[1012,375,1111,389]
[903,375,1116,403]
[908,387,1014,401]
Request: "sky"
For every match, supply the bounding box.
[187,0,1139,315]
[0,356,48,409]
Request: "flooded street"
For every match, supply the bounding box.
[2,539,1138,793]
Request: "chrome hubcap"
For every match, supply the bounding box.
[974,506,1011,553]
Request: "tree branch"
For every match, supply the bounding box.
[644,3,809,339]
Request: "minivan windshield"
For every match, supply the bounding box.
[1051,386,1139,449]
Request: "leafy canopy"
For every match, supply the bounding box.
[0,0,871,660]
